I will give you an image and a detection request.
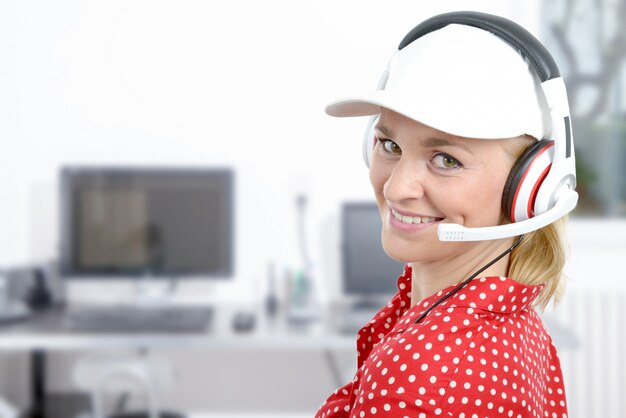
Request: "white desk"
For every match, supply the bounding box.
[0,303,361,418]
[189,414,312,418]
[0,304,355,351]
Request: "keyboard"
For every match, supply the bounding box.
[65,305,214,333]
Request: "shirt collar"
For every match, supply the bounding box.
[393,265,543,330]
[355,265,543,366]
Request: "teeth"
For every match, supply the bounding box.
[392,210,438,224]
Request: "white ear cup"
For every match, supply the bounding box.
[362,115,379,168]
[361,70,390,168]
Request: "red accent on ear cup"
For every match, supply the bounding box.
[502,139,554,222]
[363,115,379,167]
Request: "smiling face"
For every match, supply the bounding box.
[369,109,524,264]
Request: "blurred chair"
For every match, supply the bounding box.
[72,352,184,418]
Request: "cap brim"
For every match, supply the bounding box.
[324,24,550,140]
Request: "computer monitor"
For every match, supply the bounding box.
[59,166,234,279]
[341,202,405,300]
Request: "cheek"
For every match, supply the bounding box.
[369,161,393,221]
[454,170,509,224]
[369,160,388,197]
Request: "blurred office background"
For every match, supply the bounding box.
[0,0,625,417]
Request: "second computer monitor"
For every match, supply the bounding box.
[341,202,405,299]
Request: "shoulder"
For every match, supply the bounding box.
[354,303,490,414]
[441,307,564,416]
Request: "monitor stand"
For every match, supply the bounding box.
[132,274,178,308]
[351,295,385,312]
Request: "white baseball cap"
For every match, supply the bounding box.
[325,23,551,140]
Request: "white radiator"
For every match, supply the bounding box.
[543,282,626,418]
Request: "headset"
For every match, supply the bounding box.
[362,12,578,242]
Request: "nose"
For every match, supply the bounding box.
[383,157,427,203]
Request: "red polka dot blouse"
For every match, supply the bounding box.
[316,265,568,418]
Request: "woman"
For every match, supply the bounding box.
[316,12,575,418]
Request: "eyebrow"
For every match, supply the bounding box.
[422,137,472,153]
[374,124,472,153]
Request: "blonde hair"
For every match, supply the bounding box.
[503,136,569,309]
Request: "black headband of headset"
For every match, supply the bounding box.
[398,11,560,82]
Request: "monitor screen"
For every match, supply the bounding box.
[60,166,234,278]
[341,202,405,296]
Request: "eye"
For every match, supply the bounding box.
[431,153,462,170]
[379,138,402,155]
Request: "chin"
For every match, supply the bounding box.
[381,237,433,264]
[380,223,440,261]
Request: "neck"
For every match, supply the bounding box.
[409,238,515,307]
